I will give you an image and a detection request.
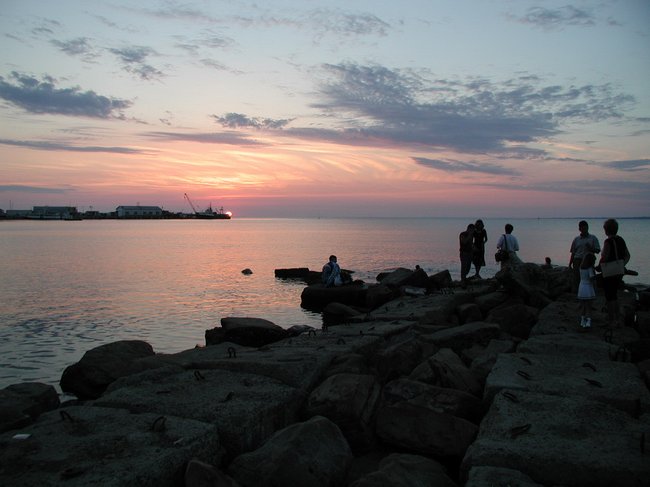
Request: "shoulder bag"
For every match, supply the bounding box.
[600,237,625,277]
[495,234,509,262]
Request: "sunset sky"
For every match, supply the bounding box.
[1,0,649,217]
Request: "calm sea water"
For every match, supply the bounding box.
[1,217,648,390]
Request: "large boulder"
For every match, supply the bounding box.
[465,466,544,487]
[486,303,539,339]
[426,270,453,291]
[0,405,221,487]
[60,340,156,399]
[206,317,287,347]
[409,348,483,397]
[381,378,482,423]
[484,352,650,415]
[349,453,458,487]
[495,263,555,309]
[420,322,501,356]
[305,373,381,451]
[274,267,310,279]
[474,291,511,315]
[375,400,478,459]
[0,383,60,433]
[373,330,432,382]
[227,416,353,487]
[461,391,650,486]
[300,283,368,310]
[365,284,394,310]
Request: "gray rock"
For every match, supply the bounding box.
[286,324,316,337]
[484,352,650,415]
[495,263,553,309]
[376,268,416,288]
[300,283,368,310]
[185,458,240,487]
[409,348,483,397]
[365,284,394,310]
[474,290,511,315]
[456,302,483,324]
[465,466,544,487]
[323,353,372,377]
[95,366,304,459]
[306,373,380,424]
[323,302,363,320]
[426,270,453,290]
[375,400,478,458]
[417,294,476,326]
[227,416,353,487]
[486,303,539,338]
[381,378,482,423]
[373,330,428,382]
[306,373,380,452]
[60,340,156,399]
[470,339,517,381]
[0,405,220,487]
[274,267,310,279]
[420,322,501,356]
[349,453,458,487]
[517,333,612,361]
[0,383,60,432]
[206,317,287,347]
[461,391,650,486]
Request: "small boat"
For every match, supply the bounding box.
[184,193,231,219]
[194,203,231,219]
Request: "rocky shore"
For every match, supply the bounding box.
[1,263,649,486]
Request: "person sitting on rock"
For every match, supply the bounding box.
[322,255,342,287]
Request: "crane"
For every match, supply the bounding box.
[184,193,199,215]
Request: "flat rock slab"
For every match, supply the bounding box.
[461,391,650,487]
[484,352,650,415]
[516,333,614,361]
[95,367,302,458]
[531,297,640,345]
[465,466,544,487]
[0,406,219,487]
[369,294,474,324]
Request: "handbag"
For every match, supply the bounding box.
[600,238,625,277]
[495,234,509,262]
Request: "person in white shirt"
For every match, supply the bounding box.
[496,223,522,268]
[569,220,600,293]
[322,255,342,287]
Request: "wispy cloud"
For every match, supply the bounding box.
[601,159,650,172]
[108,46,163,81]
[0,138,148,154]
[50,37,98,62]
[139,3,390,40]
[146,131,264,146]
[510,6,596,30]
[0,184,72,194]
[511,179,650,199]
[0,72,131,118]
[212,113,293,130]
[413,157,520,175]
[305,9,390,38]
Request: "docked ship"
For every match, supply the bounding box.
[184,193,232,219]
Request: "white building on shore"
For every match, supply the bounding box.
[115,205,163,218]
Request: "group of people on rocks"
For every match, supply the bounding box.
[569,218,631,329]
[459,219,523,287]
[321,217,632,331]
[458,218,631,329]
[459,219,491,285]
